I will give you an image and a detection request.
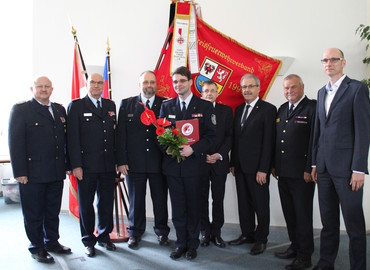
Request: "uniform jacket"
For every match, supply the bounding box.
[274,96,316,178]
[231,99,276,174]
[209,103,233,175]
[159,95,216,177]
[116,95,164,173]
[312,76,370,177]
[8,98,69,183]
[67,95,117,173]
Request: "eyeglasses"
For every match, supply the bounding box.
[35,85,52,89]
[173,79,188,84]
[320,58,343,64]
[90,80,104,85]
[202,89,217,94]
[142,80,156,85]
[241,84,259,90]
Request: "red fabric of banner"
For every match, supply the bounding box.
[155,15,281,112]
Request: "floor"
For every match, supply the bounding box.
[0,197,368,270]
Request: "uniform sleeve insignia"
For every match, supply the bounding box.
[211,114,217,125]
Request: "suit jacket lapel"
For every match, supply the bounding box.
[327,76,350,118]
[31,98,54,122]
[241,99,261,132]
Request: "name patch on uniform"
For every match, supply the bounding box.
[84,113,92,117]
[295,116,307,119]
[168,115,176,119]
[295,120,308,124]
[127,113,134,117]
[192,113,203,118]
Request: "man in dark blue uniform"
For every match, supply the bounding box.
[159,66,216,260]
[67,73,117,257]
[199,80,233,248]
[116,70,169,249]
[8,76,71,264]
[272,74,316,270]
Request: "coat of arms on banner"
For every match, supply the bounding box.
[194,57,232,95]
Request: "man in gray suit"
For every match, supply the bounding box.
[311,48,370,270]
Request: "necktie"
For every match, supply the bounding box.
[146,99,151,109]
[44,105,54,119]
[181,101,187,119]
[97,100,102,114]
[288,104,294,116]
[240,104,250,127]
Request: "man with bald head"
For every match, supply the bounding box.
[67,73,117,257]
[8,76,71,263]
[311,48,370,270]
[116,70,169,249]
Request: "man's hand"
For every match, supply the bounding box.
[16,176,28,184]
[350,172,365,191]
[256,171,267,185]
[73,167,83,181]
[311,167,317,183]
[303,172,312,183]
[118,165,129,175]
[179,145,194,157]
[206,153,221,164]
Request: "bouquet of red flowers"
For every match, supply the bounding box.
[140,103,187,163]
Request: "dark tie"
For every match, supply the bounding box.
[288,104,294,116]
[43,105,54,119]
[97,100,102,114]
[240,104,250,127]
[146,99,151,109]
[181,101,187,119]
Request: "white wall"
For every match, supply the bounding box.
[3,0,369,230]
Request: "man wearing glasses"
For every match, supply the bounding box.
[159,66,216,260]
[199,80,233,248]
[230,74,276,256]
[8,76,71,263]
[311,48,370,270]
[67,73,117,257]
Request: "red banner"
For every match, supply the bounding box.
[155,8,281,112]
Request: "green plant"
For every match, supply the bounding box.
[356,24,370,88]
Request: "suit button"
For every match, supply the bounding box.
[281,140,284,143]
[56,157,58,160]
[146,139,149,142]
[146,129,149,132]
[28,158,32,161]
[54,126,56,129]
[285,120,288,123]
[104,130,106,133]
[55,136,58,138]
[104,139,107,142]
[283,130,286,133]
[103,120,105,123]
[56,146,59,149]
[147,149,149,152]
[281,150,285,154]
[104,149,107,152]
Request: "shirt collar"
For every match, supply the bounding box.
[88,94,102,106]
[246,96,259,108]
[325,74,346,93]
[34,98,51,107]
[290,95,305,109]
[141,94,155,107]
[179,92,193,108]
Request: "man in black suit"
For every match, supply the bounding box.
[230,73,276,255]
[116,70,169,249]
[199,80,233,248]
[8,76,71,264]
[311,48,370,270]
[67,73,117,257]
[159,66,216,260]
[272,74,316,270]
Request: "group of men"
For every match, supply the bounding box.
[8,48,369,270]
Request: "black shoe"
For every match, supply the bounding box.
[185,248,197,260]
[250,242,266,255]
[200,235,210,247]
[98,240,116,251]
[275,248,297,259]
[170,247,187,260]
[85,246,96,257]
[45,243,71,254]
[211,235,226,248]
[228,235,255,245]
[157,235,169,246]
[31,250,55,264]
[128,236,140,249]
[285,258,312,270]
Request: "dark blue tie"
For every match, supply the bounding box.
[181,101,186,119]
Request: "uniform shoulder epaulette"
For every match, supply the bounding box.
[16,100,27,105]
[71,98,82,103]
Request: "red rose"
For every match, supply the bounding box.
[156,126,165,136]
[172,128,179,135]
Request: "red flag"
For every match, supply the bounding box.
[155,4,281,112]
[69,41,87,218]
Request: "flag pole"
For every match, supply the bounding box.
[106,37,112,99]
[71,26,88,81]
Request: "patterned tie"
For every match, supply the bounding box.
[288,104,294,116]
[181,101,187,119]
[146,99,151,109]
[240,104,250,127]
